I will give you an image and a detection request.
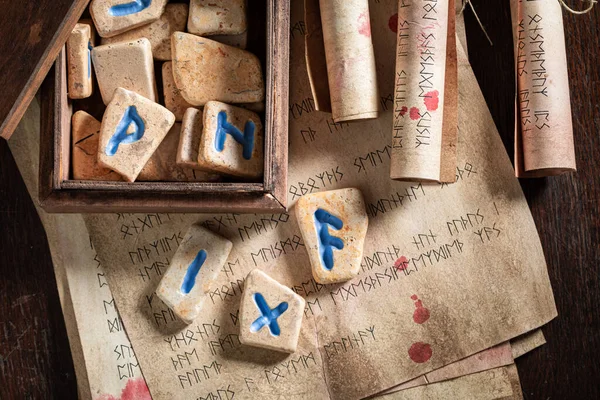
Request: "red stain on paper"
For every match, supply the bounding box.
[409,342,432,363]
[399,106,408,117]
[97,378,151,400]
[388,13,399,33]
[409,107,420,120]
[424,90,440,111]
[394,256,409,271]
[358,11,371,37]
[411,295,430,324]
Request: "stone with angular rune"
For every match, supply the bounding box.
[156,224,233,324]
[67,23,94,99]
[239,269,305,353]
[162,62,193,121]
[71,111,122,181]
[101,3,188,60]
[92,38,158,104]
[188,0,247,36]
[197,101,263,179]
[295,188,369,284]
[97,88,175,182]
[90,0,168,38]
[171,32,264,106]
[138,123,220,181]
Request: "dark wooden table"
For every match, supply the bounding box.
[1,3,599,399]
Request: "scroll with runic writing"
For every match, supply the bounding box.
[391,0,458,183]
[304,0,379,122]
[510,0,577,177]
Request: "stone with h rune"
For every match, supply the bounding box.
[295,188,369,284]
[171,32,264,106]
[197,101,264,179]
[239,269,305,353]
[92,38,157,105]
[90,0,169,38]
[67,23,94,99]
[97,87,175,182]
[156,224,233,324]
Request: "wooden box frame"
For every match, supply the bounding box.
[39,0,289,213]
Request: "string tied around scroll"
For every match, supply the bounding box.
[558,0,597,14]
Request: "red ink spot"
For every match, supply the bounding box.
[409,342,432,363]
[358,11,371,37]
[424,90,439,111]
[388,13,399,33]
[217,47,227,57]
[399,106,408,117]
[394,256,409,271]
[409,107,420,120]
[97,378,151,400]
[412,295,430,324]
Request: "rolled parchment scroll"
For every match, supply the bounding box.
[511,0,576,177]
[391,0,453,182]
[306,0,379,122]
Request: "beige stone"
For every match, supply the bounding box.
[177,107,203,169]
[97,88,175,182]
[90,0,168,38]
[101,4,188,60]
[71,111,122,181]
[239,269,305,353]
[92,38,158,104]
[198,101,264,179]
[295,188,369,284]
[188,0,247,36]
[67,24,94,99]
[162,62,193,121]
[171,32,264,106]
[138,123,220,181]
[156,224,233,324]
[209,31,248,49]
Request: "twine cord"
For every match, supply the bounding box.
[558,0,597,14]
[459,0,493,46]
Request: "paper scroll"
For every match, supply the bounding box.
[305,0,379,122]
[511,0,576,177]
[391,0,458,182]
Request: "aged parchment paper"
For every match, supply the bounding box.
[8,99,148,400]
[82,2,556,399]
[511,0,577,177]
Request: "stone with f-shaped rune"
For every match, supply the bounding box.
[296,188,369,284]
[240,270,305,353]
[156,223,232,324]
[98,88,175,182]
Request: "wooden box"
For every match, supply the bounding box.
[38,0,289,213]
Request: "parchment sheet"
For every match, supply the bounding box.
[81,2,556,399]
[510,0,576,177]
[8,99,149,400]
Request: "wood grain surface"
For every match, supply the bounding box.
[1,2,599,398]
[0,0,89,140]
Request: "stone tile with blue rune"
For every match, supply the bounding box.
[156,224,233,324]
[295,188,369,284]
[67,23,94,99]
[92,38,157,105]
[197,101,264,179]
[97,88,175,182]
[239,269,306,353]
[90,0,169,38]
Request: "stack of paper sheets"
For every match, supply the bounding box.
[9,2,557,399]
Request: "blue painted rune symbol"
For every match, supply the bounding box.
[105,106,145,156]
[87,41,93,79]
[181,250,207,294]
[250,293,288,336]
[109,0,152,17]
[215,111,255,160]
[314,208,344,271]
